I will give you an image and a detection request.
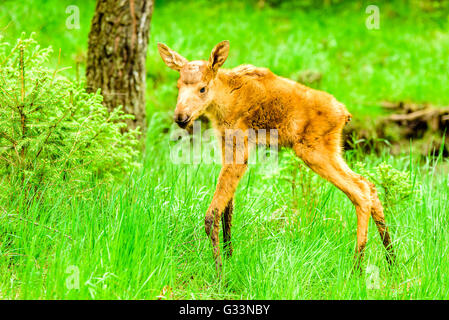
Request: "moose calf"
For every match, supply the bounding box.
[158,40,395,274]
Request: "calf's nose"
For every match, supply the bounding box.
[174,113,191,128]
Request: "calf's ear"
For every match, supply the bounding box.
[209,40,229,73]
[157,43,188,71]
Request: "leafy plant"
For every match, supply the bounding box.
[0,35,140,200]
[354,161,420,209]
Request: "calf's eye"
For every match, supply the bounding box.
[200,87,206,93]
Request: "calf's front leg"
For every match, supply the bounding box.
[205,164,247,274]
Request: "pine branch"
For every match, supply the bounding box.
[0,130,17,145]
[34,106,71,161]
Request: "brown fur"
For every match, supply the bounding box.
[158,41,395,275]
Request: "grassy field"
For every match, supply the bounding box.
[1,0,449,299]
[1,128,448,299]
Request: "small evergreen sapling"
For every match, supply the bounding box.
[0,36,140,198]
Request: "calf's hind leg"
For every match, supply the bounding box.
[222,199,234,257]
[294,144,373,271]
[368,182,396,265]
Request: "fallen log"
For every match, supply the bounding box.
[344,102,449,156]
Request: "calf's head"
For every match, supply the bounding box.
[157,41,230,128]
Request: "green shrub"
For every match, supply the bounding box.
[0,36,140,199]
[355,161,420,209]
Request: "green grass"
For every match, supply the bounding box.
[1,0,449,299]
[1,128,449,299]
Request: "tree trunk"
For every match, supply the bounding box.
[86,0,153,132]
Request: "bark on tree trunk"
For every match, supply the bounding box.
[86,0,153,132]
